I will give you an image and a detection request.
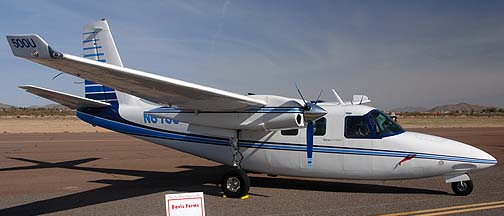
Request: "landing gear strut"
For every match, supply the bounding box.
[221,131,250,198]
[451,180,473,196]
[230,136,243,168]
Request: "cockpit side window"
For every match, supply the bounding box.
[345,116,370,138]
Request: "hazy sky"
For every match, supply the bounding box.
[1,0,503,109]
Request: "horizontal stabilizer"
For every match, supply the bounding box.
[19,85,110,109]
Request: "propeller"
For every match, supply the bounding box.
[306,121,314,167]
[295,83,327,168]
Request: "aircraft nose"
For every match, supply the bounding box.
[406,132,497,169]
[472,147,497,167]
[444,144,497,172]
[398,132,497,171]
[456,143,498,170]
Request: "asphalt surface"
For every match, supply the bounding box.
[0,128,503,216]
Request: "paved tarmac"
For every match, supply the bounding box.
[0,128,503,215]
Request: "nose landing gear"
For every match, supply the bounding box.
[444,173,474,196]
[451,180,473,196]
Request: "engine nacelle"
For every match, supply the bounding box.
[261,113,304,130]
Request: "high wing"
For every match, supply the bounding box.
[19,85,109,109]
[7,34,267,111]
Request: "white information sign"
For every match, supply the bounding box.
[165,192,205,216]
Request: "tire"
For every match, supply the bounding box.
[221,169,250,198]
[451,180,473,196]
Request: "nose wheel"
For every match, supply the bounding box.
[451,180,473,196]
[221,169,250,198]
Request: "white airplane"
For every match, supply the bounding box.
[7,19,497,198]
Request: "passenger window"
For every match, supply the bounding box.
[313,117,326,136]
[345,116,370,138]
[281,129,299,136]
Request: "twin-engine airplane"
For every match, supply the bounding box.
[7,19,497,198]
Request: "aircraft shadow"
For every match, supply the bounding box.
[0,157,446,215]
[250,177,447,195]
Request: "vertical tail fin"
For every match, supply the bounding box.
[82,19,132,110]
[82,19,123,66]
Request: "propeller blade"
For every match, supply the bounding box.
[294,82,307,104]
[314,89,323,105]
[307,121,314,168]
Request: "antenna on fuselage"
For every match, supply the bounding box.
[331,89,345,105]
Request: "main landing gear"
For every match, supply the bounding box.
[221,169,250,198]
[221,132,250,198]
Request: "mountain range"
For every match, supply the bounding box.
[390,102,500,113]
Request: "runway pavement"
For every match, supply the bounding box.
[0,128,503,215]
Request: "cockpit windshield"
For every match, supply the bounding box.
[344,109,405,139]
[367,110,404,137]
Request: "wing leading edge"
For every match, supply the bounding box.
[7,34,267,111]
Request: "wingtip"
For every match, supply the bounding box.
[18,85,35,90]
[6,34,52,59]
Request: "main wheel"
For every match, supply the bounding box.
[451,180,473,196]
[221,169,250,198]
